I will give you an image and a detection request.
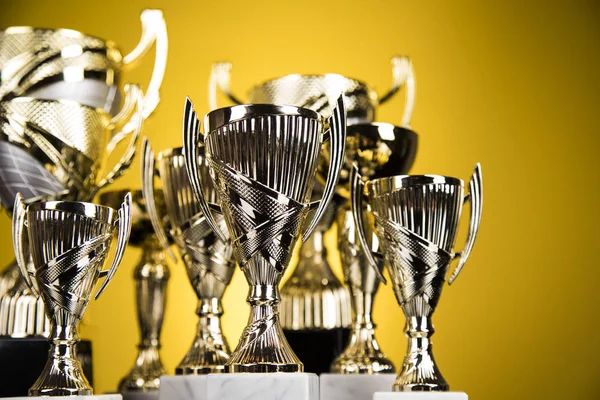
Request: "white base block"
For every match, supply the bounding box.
[374,392,468,400]
[320,373,396,400]
[208,373,318,400]
[159,375,207,400]
[6,396,122,400]
[122,392,160,400]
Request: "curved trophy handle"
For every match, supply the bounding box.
[182,97,228,243]
[11,193,36,293]
[208,62,244,111]
[448,163,483,285]
[141,137,176,261]
[377,56,415,128]
[349,165,387,283]
[89,86,143,199]
[95,192,133,300]
[107,84,140,138]
[121,9,168,121]
[302,95,347,240]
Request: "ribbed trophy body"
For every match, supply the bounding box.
[12,194,132,396]
[331,205,394,374]
[184,97,346,372]
[100,190,170,392]
[280,200,352,374]
[144,145,236,374]
[354,165,483,391]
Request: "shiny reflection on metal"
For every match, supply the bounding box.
[12,192,132,396]
[330,205,394,374]
[209,56,414,125]
[280,198,351,330]
[353,164,483,391]
[184,96,346,372]
[100,190,170,392]
[0,85,143,208]
[323,123,418,199]
[142,139,236,374]
[0,9,168,124]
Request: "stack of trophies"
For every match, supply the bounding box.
[0,7,483,400]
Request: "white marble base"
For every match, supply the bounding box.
[208,373,318,400]
[374,392,468,400]
[122,391,160,400]
[5,396,122,400]
[159,375,207,400]
[320,373,396,400]
[159,374,318,400]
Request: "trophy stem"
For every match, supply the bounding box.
[119,236,168,391]
[228,283,303,372]
[331,290,394,373]
[175,298,230,375]
[394,316,448,391]
[29,322,92,396]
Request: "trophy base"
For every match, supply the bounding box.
[320,373,396,400]
[5,395,122,400]
[283,327,350,374]
[0,337,93,397]
[374,393,468,400]
[159,373,318,400]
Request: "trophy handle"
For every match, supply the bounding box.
[90,86,143,199]
[95,192,132,300]
[377,56,415,128]
[141,137,176,261]
[182,97,228,243]
[208,62,244,110]
[302,95,347,240]
[11,193,37,293]
[448,163,483,285]
[121,9,168,122]
[349,164,387,283]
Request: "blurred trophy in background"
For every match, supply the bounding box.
[0,9,167,396]
[142,138,236,374]
[12,192,132,396]
[209,55,414,374]
[100,190,170,393]
[183,96,346,372]
[352,164,483,391]
[331,123,417,374]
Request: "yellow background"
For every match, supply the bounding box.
[1,0,599,399]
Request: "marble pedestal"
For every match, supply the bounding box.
[320,374,396,400]
[374,393,468,400]
[5,396,122,400]
[159,373,318,400]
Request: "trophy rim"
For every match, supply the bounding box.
[248,73,372,95]
[27,199,116,223]
[0,96,112,118]
[204,103,321,133]
[367,174,463,196]
[1,26,121,54]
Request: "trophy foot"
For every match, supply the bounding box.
[227,304,303,373]
[175,315,231,375]
[29,342,92,396]
[331,323,395,374]
[119,345,164,391]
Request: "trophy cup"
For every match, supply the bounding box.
[208,56,414,125]
[99,190,170,393]
[12,192,132,396]
[183,94,346,373]
[351,164,483,392]
[141,138,236,375]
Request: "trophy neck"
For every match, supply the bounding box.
[196,298,224,317]
[393,316,448,391]
[350,289,375,327]
[50,320,80,342]
[298,230,326,262]
[140,235,166,263]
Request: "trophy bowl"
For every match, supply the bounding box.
[0,9,168,120]
[209,56,414,125]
